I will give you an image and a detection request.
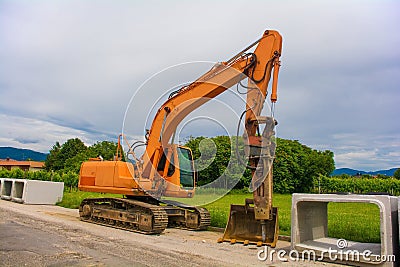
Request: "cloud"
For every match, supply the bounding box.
[328,133,400,170]
[13,137,42,145]
[0,114,113,153]
[0,0,399,171]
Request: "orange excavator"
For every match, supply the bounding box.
[78,29,282,246]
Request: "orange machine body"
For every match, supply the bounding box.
[78,145,196,198]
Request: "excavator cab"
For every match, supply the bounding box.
[154,144,196,198]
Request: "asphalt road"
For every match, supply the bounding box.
[0,200,342,266]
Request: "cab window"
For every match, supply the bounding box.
[177,147,194,188]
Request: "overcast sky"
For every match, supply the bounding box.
[0,0,399,171]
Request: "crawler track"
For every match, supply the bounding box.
[162,199,211,230]
[194,206,211,230]
[79,198,168,234]
[79,198,211,234]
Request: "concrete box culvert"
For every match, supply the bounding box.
[291,193,399,267]
[1,179,13,200]
[12,179,26,203]
[11,179,64,204]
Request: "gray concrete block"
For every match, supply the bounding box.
[291,193,399,267]
[1,179,13,200]
[11,179,64,204]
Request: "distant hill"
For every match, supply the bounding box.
[332,167,399,176]
[0,147,47,161]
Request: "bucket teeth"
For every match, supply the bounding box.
[218,204,278,247]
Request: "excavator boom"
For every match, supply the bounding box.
[142,30,282,184]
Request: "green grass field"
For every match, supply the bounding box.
[58,191,380,243]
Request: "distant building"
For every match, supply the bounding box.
[0,158,44,172]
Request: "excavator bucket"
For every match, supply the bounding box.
[218,204,278,247]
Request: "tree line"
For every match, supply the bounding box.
[314,174,400,195]
[3,136,399,194]
[185,136,335,193]
[45,138,118,173]
[39,136,337,193]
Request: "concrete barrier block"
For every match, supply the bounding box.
[1,178,13,200]
[11,179,64,204]
[291,193,399,267]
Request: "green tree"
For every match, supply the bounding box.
[376,174,389,179]
[394,168,400,179]
[64,141,118,173]
[186,136,335,193]
[273,138,335,193]
[185,136,247,189]
[10,168,24,178]
[45,138,87,171]
[44,142,61,170]
[90,141,118,161]
[64,152,91,173]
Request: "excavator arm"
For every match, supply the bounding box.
[142,30,282,181]
[141,30,282,246]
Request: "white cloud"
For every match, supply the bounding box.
[328,133,400,171]
[0,114,112,153]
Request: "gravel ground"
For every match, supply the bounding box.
[0,200,344,267]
